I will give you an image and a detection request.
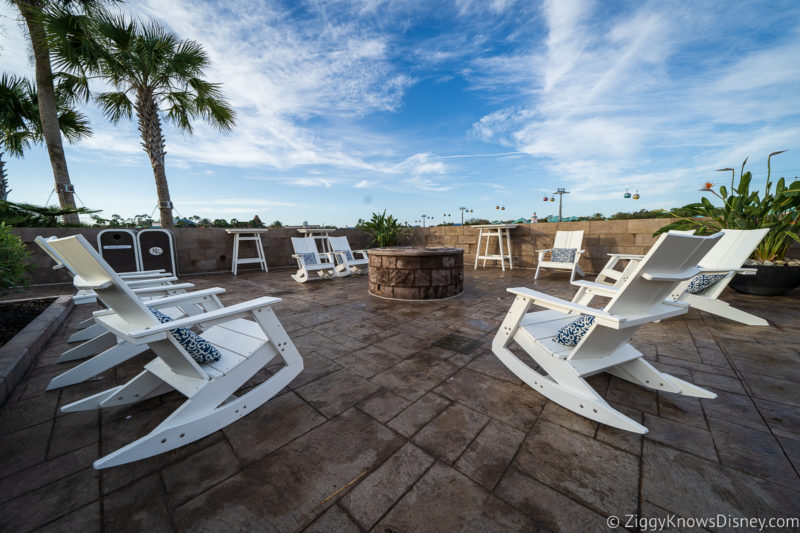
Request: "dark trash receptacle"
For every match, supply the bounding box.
[137,229,177,275]
[97,229,139,273]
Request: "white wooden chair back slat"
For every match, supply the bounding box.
[605,232,722,317]
[553,230,584,250]
[291,237,317,256]
[699,228,769,269]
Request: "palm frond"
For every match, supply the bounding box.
[96,91,134,123]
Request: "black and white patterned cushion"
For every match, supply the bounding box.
[685,273,727,294]
[551,248,577,263]
[554,314,595,346]
[301,252,317,265]
[336,249,354,261]
[149,308,222,363]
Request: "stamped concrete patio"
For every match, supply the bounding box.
[1,268,799,532]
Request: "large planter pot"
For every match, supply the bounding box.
[729,265,800,296]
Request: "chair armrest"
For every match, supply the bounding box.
[73,276,112,290]
[127,296,281,341]
[570,280,619,296]
[642,267,703,281]
[506,287,625,328]
[535,248,553,253]
[125,276,179,287]
[607,253,645,260]
[119,270,170,279]
[698,267,756,275]
[140,287,226,308]
[132,283,194,295]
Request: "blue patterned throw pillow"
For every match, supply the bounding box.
[336,249,354,261]
[685,273,727,294]
[148,307,221,363]
[301,252,317,265]
[551,248,577,263]
[554,315,595,346]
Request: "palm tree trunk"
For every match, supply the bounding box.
[15,0,79,224]
[0,154,9,201]
[136,90,173,229]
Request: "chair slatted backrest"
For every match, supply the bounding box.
[568,232,722,362]
[553,230,584,251]
[606,232,723,317]
[698,229,769,269]
[291,237,319,260]
[48,235,206,379]
[327,236,351,254]
[35,236,75,275]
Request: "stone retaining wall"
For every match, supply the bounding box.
[404,218,683,275]
[12,220,800,285]
[12,227,371,285]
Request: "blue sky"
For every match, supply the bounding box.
[2,0,800,226]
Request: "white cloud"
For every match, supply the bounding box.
[470,0,800,188]
[354,179,370,188]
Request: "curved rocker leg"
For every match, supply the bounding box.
[684,295,769,326]
[58,332,117,363]
[67,323,106,343]
[61,370,171,412]
[93,349,303,469]
[48,342,149,390]
[492,343,648,434]
[76,317,95,330]
[291,269,309,283]
[608,358,717,399]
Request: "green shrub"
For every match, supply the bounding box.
[656,152,800,262]
[0,222,30,288]
[357,210,410,247]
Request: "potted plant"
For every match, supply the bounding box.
[656,151,800,295]
[357,210,411,247]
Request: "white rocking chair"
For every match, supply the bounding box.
[493,231,723,433]
[534,230,586,281]
[328,236,369,277]
[573,229,770,326]
[290,237,337,282]
[48,235,304,469]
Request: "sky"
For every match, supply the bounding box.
[2,0,800,227]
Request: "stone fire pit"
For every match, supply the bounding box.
[368,247,464,300]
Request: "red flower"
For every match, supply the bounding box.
[699,181,714,191]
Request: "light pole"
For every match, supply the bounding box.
[459,206,472,225]
[551,188,569,221]
[421,214,429,227]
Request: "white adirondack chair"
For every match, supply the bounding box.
[534,230,586,281]
[328,235,368,277]
[48,234,303,469]
[290,237,337,282]
[35,236,193,343]
[573,229,770,326]
[492,231,723,433]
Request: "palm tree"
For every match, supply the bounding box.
[55,15,235,228]
[9,0,111,222]
[0,72,91,201]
